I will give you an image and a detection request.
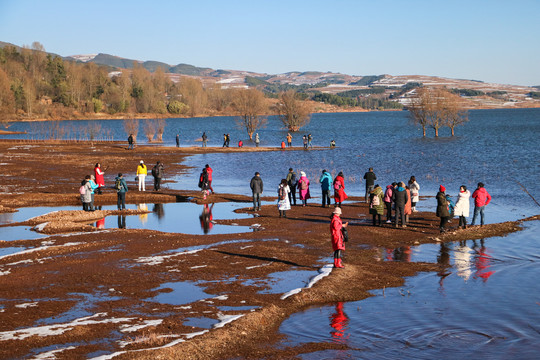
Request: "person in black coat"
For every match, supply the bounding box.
[392,181,409,227]
[436,185,451,233]
[363,167,377,203]
[250,172,263,211]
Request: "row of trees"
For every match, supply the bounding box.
[408,87,468,137]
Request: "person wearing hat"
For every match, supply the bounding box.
[331,207,348,268]
[436,185,450,233]
[136,160,148,191]
[297,171,311,206]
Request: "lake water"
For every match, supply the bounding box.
[278,221,540,359]
[4,109,538,225]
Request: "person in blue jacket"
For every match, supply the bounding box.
[319,169,333,208]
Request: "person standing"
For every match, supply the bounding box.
[436,185,451,233]
[286,133,292,147]
[286,168,298,206]
[308,134,313,148]
[198,167,210,200]
[302,135,308,150]
[176,133,180,147]
[226,133,231,147]
[255,133,260,147]
[152,161,164,191]
[408,176,420,212]
[136,160,147,191]
[471,182,491,226]
[363,167,377,203]
[277,179,291,217]
[333,171,348,207]
[454,185,471,229]
[369,185,384,226]
[404,185,412,224]
[384,183,395,223]
[319,169,333,208]
[115,173,128,210]
[392,182,409,228]
[222,134,227,147]
[128,134,134,150]
[202,132,208,147]
[205,164,214,194]
[250,172,263,211]
[331,207,348,268]
[298,171,311,206]
[88,175,99,211]
[94,163,105,195]
[80,175,94,211]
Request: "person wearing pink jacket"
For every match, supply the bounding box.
[471,182,491,226]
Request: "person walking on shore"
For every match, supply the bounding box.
[202,132,207,147]
[363,167,377,203]
[302,135,308,150]
[94,163,105,195]
[136,160,147,191]
[176,133,180,147]
[198,167,210,200]
[152,161,164,191]
[436,185,451,233]
[286,168,298,206]
[88,175,99,211]
[277,179,291,217]
[250,172,263,211]
[471,182,491,226]
[308,134,313,148]
[392,182,408,227]
[222,134,227,147]
[115,173,128,210]
[205,164,214,194]
[255,133,260,147]
[333,171,348,207]
[408,176,420,212]
[298,171,311,206]
[454,185,471,229]
[286,133,292,147]
[369,184,384,226]
[226,134,231,147]
[331,207,348,268]
[128,134,134,150]
[319,169,333,208]
[384,183,395,223]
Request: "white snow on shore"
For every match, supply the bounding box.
[280,264,333,300]
[213,313,244,328]
[15,302,38,308]
[135,249,203,266]
[120,319,163,333]
[32,346,76,360]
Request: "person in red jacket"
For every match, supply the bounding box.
[205,164,214,194]
[471,182,491,226]
[331,207,348,268]
[94,163,105,195]
[333,171,348,207]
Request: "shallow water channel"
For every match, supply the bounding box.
[278,221,540,359]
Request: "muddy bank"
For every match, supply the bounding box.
[0,140,538,359]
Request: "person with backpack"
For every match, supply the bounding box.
[369,184,384,226]
[471,182,491,227]
[94,163,105,195]
[250,172,263,211]
[79,175,94,211]
[363,167,377,203]
[286,168,298,206]
[198,167,210,200]
[152,161,164,191]
[331,207,348,268]
[333,171,348,207]
[298,171,311,206]
[136,160,147,191]
[392,182,409,228]
[115,173,128,210]
[436,185,451,233]
[205,164,214,194]
[277,179,291,217]
[202,132,208,147]
[384,183,396,223]
[319,169,333,208]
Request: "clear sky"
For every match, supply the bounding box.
[1,0,539,86]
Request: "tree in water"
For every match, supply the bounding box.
[232,88,268,140]
[275,90,311,132]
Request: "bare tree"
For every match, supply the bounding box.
[87,121,102,143]
[408,87,434,137]
[275,90,312,132]
[232,89,268,140]
[123,117,139,142]
[144,119,156,142]
[179,77,207,117]
[441,90,469,136]
[155,118,166,142]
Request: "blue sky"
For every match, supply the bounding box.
[1,0,539,86]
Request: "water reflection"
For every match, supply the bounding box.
[117,215,126,229]
[199,203,214,234]
[329,302,349,343]
[152,203,164,219]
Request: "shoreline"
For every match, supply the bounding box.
[0,140,538,359]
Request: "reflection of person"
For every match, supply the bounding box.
[331,207,348,268]
[250,172,263,211]
[137,203,148,224]
[136,160,147,192]
[437,242,451,287]
[153,203,164,219]
[472,239,494,281]
[117,214,126,229]
[199,203,214,234]
[115,173,128,210]
[330,302,349,342]
[96,218,105,229]
[471,182,491,226]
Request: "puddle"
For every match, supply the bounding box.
[218,305,259,311]
[279,221,540,358]
[0,246,27,257]
[0,226,48,241]
[149,281,210,305]
[243,269,319,294]
[183,317,219,329]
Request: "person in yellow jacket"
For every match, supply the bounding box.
[136,160,147,191]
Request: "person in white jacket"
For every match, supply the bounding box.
[454,185,471,229]
[408,176,420,212]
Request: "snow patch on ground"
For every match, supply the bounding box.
[212,295,228,301]
[120,319,163,333]
[15,302,38,308]
[246,262,273,270]
[213,313,244,328]
[33,222,49,232]
[135,249,202,266]
[32,346,76,360]
[190,265,207,269]
[280,264,333,300]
